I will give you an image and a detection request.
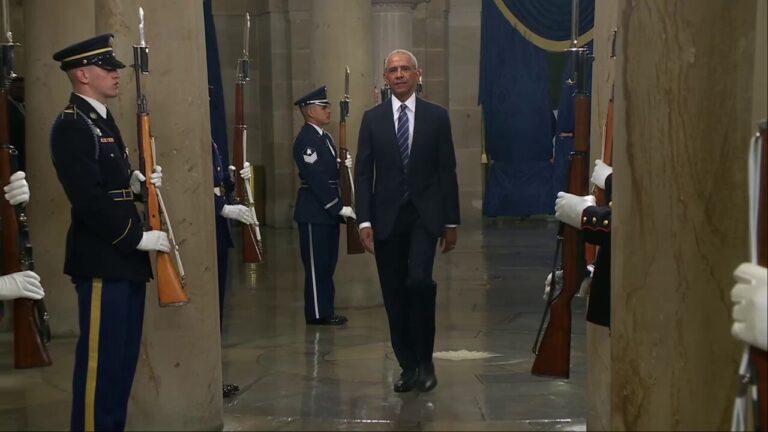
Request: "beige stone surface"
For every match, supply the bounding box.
[612,1,757,429]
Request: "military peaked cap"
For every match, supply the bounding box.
[294,86,330,108]
[52,33,126,71]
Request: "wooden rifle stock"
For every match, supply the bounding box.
[753,121,767,430]
[132,14,188,307]
[531,95,590,378]
[339,67,364,254]
[233,80,264,264]
[532,51,591,378]
[136,114,188,307]
[0,89,51,369]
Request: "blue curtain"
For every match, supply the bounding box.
[203,0,229,166]
[479,0,594,217]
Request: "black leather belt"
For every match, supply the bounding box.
[107,189,134,201]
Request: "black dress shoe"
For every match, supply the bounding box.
[417,363,437,392]
[223,383,240,398]
[394,369,420,393]
[306,316,347,326]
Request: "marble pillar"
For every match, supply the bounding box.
[612,1,757,430]
[586,1,618,430]
[25,0,222,429]
[371,0,414,92]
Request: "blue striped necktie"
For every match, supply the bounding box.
[396,104,410,170]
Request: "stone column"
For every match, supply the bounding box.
[256,0,296,228]
[310,0,373,150]
[612,1,757,430]
[371,0,414,90]
[586,1,618,430]
[26,1,222,429]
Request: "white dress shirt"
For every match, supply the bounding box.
[75,93,108,119]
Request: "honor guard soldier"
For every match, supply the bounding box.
[211,140,254,398]
[292,86,353,326]
[49,33,168,432]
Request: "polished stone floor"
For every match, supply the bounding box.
[0,218,587,431]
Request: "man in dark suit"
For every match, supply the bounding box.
[355,49,460,393]
[292,86,354,326]
[49,34,168,431]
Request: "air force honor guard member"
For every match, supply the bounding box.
[49,34,168,432]
[293,86,354,326]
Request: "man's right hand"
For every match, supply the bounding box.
[339,206,356,220]
[136,230,171,253]
[221,204,256,225]
[359,226,375,254]
[0,271,44,301]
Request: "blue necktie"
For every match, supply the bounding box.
[396,104,410,170]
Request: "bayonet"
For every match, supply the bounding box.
[138,6,146,47]
[243,12,250,59]
[236,13,250,82]
[0,0,19,89]
[341,66,350,120]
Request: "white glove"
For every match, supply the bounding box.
[344,155,353,169]
[543,270,563,300]
[129,166,163,194]
[339,206,356,220]
[555,192,595,228]
[0,271,44,301]
[240,162,252,181]
[4,171,30,206]
[591,160,613,190]
[136,230,171,253]
[731,262,768,350]
[221,204,256,225]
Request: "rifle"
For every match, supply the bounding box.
[338,66,364,254]
[752,121,767,429]
[0,0,51,368]
[231,13,264,264]
[133,7,188,307]
[531,0,591,378]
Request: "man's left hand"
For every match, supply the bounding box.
[150,165,163,188]
[344,155,353,168]
[440,227,458,254]
[4,171,30,206]
[731,262,768,350]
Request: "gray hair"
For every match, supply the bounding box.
[383,49,419,72]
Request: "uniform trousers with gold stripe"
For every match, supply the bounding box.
[70,278,145,432]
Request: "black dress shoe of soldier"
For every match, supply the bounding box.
[223,383,240,398]
[332,314,348,324]
[394,368,420,393]
[306,316,346,325]
[418,363,437,392]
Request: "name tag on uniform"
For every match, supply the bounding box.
[100,137,115,143]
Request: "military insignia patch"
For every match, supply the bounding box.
[303,147,318,164]
[100,137,115,143]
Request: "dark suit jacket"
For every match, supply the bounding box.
[355,97,460,240]
[50,93,152,283]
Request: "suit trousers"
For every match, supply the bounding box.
[298,222,340,320]
[374,201,438,371]
[71,278,145,432]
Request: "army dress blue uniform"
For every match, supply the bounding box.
[292,88,345,323]
[50,34,151,432]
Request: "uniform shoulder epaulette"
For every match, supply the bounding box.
[60,103,78,120]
